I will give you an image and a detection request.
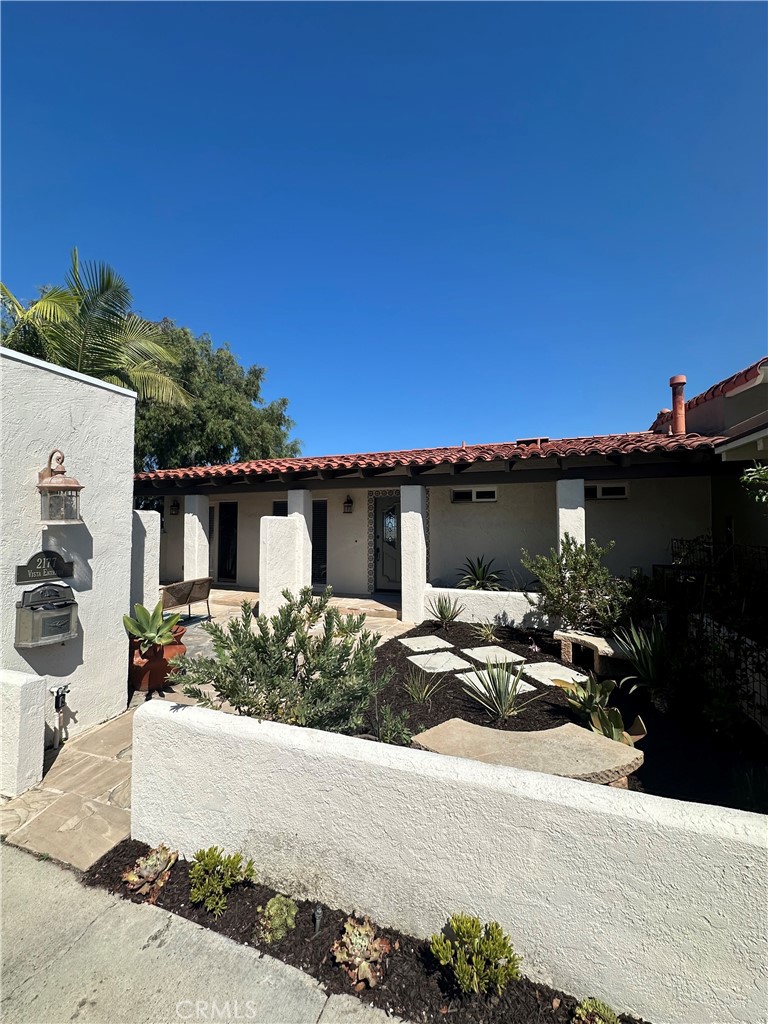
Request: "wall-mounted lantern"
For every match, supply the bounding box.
[343,495,354,514]
[38,450,83,525]
[169,498,180,516]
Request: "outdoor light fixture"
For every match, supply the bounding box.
[169,498,181,516]
[37,450,83,525]
[343,495,353,514]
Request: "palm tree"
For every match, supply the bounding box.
[1,249,189,405]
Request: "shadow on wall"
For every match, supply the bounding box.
[45,523,93,593]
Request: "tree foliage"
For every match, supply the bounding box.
[134,320,299,471]
[1,250,188,406]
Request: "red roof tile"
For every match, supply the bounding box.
[650,357,768,430]
[135,431,724,485]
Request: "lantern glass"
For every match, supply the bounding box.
[41,488,82,524]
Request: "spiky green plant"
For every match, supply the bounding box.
[456,555,507,591]
[401,665,447,706]
[612,619,666,692]
[426,593,464,628]
[552,673,618,721]
[590,706,647,747]
[471,620,500,643]
[430,914,522,996]
[123,601,181,654]
[573,997,620,1024]
[189,846,255,919]
[462,660,539,723]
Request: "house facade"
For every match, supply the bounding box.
[134,360,768,615]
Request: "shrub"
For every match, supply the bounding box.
[462,661,539,723]
[430,914,522,996]
[426,593,464,628]
[371,700,413,745]
[257,894,298,944]
[521,534,629,633]
[179,587,386,734]
[573,998,619,1024]
[332,917,392,989]
[471,620,500,643]
[401,665,447,706]
[456,555,507,591]
[189,846,255,918]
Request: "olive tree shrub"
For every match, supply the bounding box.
[521,534,629,634]
[177,587,386,734]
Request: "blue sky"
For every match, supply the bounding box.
[3,2,766,457]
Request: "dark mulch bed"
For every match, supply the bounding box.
[85,839,646,1024]
[368,621,579,737]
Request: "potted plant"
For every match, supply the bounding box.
[124,601,186,692]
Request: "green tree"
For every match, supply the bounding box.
[2,249,187,406]
[134,320,300,471]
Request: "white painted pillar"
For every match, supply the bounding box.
[259,517,304,618]
[184,495,210,579]
[556,478,586,551]
[131,510,161,612]
[288,490,312,590]
[400,485,427,624]
[1,670,47,798]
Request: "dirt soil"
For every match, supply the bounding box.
[84,839,647,1024]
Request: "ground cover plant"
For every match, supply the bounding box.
[85,839,648,1024]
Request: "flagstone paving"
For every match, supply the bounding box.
[461,645,526,665]
[407,651,473,673]
[398,635,454,652]
[521,661,588,688]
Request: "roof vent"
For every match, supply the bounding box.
[516,437,549,446]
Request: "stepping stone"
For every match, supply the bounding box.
[457,671,535,694]
[461,645,524,665]
[412,718,643,784]
[407,651,472,674]
[522,662,588,688]
[399,636,454,653]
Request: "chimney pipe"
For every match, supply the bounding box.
[669,375,687,434]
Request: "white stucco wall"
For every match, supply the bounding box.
[0,669,47,798]
[400,485,427,623]
[132,701,768,1024]
[428,482,557,588]
[425,586,547,628]
[586,476,713,574]
[0,348,136,739]
[130,510,160,611]
[160,495,184,583]
[556,478,586,549]
[184,495,210,580]
[258,516,304,617]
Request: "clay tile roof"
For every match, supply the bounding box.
[134,431,723,486]
[649,357,768,430]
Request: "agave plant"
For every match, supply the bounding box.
[401,665,447,706]
[456,555,507,591]
[553,673,619,721]
[612,619,666,692]
[462,660,539,723]
[471,619,500,643]
[123,601,181,654]
[590,705,647,747]
[426,593,464,628]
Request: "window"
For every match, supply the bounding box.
[585,483,628,501]
[450,487,497,503]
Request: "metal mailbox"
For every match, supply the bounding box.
[15,583,79,648]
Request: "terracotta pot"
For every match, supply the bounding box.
[128,627,187,693]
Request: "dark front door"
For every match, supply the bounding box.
[375,497,401,591]
[217,502,238,582]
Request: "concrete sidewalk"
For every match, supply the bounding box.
[1,845,396,1024]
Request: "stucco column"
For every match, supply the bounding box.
[288,489,312,589]
[1,669,47,798]
[556,478,585,551]
[259,517,304,618]
[131,510,161,611]
[400,485,427,624]
[184,495,210,579]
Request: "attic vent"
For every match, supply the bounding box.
[585,483,629,501]
[516,437,549,446]
[451,488,497,504]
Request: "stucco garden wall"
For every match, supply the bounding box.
[586,476,712,574]
[424,586,546,628]
[132,701,767,1024]
[0,348,136,740]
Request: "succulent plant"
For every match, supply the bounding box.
[332,916,392,989]
[256,894,298,944]
[573,997,620,1024]
[430,913,522,997]
[122,844,178,904]
[590,706,647,747]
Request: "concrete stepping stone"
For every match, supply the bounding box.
[461,645,524,665]
[522,662,588,688]
[412,718,643,784]
[399,636,454,652]
[407,651,472,674]
[457,670,535,694]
